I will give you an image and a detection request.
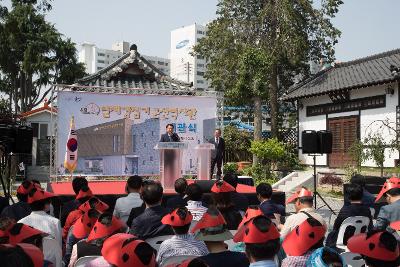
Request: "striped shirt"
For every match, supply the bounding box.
[156,234,209,265]
[186,201,207,221]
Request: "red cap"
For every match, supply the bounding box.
[191,208,226,233]
[87,214,125,242]
[390,221,400,231]
[27,188,55,204]
[72,209,99,239]
[286,187,313,204]
[8,223,47,245]
[162,207,193,227]
[375,177,400,202]
[79,197,109,213]
[1,243,44,267]
[76,187,93,200]
[282,218,326,256]
[348,231,400,261]
[238,206,264,229]
[102,233,156,267]
[16,181,34,195]
[234,215,280,243]
[211,180,235,193]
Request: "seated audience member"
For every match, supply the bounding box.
[186,183,208,221]
[347,230,400,267]
[0,243,45,267]
[306,247,345,267]
[157,207,208,265]
[113,175,143,223]
[62,185,95,240]
[233,215,281,267]
[166,178,188,210]
[1,180,33,221]
[129,181,173,239]
[325,183,373,247]
[68,213,126,267]
[256,183,285,219]
[18,188,61,246]
[6,223,47,246]
[126,202,146,228]
[60,176,88,226]
[282,217,326,267]
[389,220,400,241]
[223,172,249,212]
[210,180,242,230]
[86,233,156,267]
[279,187,326,239]
[193,207,249,267]
[0,217,15,244]
[63,209,100,266]
[344,174,375,206]
[374,177,400,230]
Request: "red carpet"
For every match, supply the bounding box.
[48,180,256,196]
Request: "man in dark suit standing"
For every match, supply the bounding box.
[210,129,225,179]
[160,124,180,142]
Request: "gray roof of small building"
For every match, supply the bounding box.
[283,48,400,100]
[77,49,193,92]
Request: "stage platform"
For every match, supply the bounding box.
[48,180,256,195]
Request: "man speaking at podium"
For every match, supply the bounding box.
[160,124,180,182]
[160,124,180,142]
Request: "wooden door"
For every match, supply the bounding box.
[328,116,358,167]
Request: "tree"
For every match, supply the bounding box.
[223,124,253,162]
[0,0,86,113]
[194,0,342,142]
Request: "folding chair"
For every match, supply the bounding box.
[74,256,101,267]
[336,216,370,251]
[145,235,174,251]
[340,252,365,267]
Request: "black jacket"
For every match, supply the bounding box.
[218,206,242,230]
[129,205,173,239]
[210,137,225,159]
[0,201,30,221]
[160,133,180,142]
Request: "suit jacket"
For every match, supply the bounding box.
[375,199,400,230]
[160,133,180,142]
[326,203,372,247]
[210,137,225,159]
[129,205,173,239]
[259,199,285,218]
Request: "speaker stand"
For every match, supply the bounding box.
[310,154,336,215]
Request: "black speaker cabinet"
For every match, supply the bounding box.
[318,130,332,154]
[302,130,319,154]
[14,126,33,154]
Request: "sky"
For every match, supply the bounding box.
[3,0,400,62]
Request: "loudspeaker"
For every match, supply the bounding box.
[194,180,215,193]
[14,126,33,154]
[318,130,332,154]
[302,130,319,154]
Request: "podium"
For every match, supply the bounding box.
[155,142,188,190]
[195,143,215,180]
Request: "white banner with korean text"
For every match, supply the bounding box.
[57,91,217,177]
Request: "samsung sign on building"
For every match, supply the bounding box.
[176,39,190,49]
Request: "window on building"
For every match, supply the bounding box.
[158,61,165,65]
[107,55,109,58]
[197,56,204,60]
[197,63,205,68]
[98,53,105,57]
[197,80,204,84]
[165,63,169,66]
[97,67,103,70]
[197,71,204,76]
[113,135,120,152]
[142,160,146,165]
[151,131,154,136]
[97,60,105,64]
[132,135,137,152]
[39,124,48,139]
[197,38,203,42]
[150,156,153,161]
[144,143,147,148]
[197,30,204,35]
[141,132,144,137]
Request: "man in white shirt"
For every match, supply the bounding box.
[113,175,143,223]
[278,187,326,239]
[18,187,62,267]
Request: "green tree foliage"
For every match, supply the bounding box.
[364,133,386,178]
[194,0,342,142]
[0,0,86,113]
[348,139,368,173]
[223,124,253,162]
